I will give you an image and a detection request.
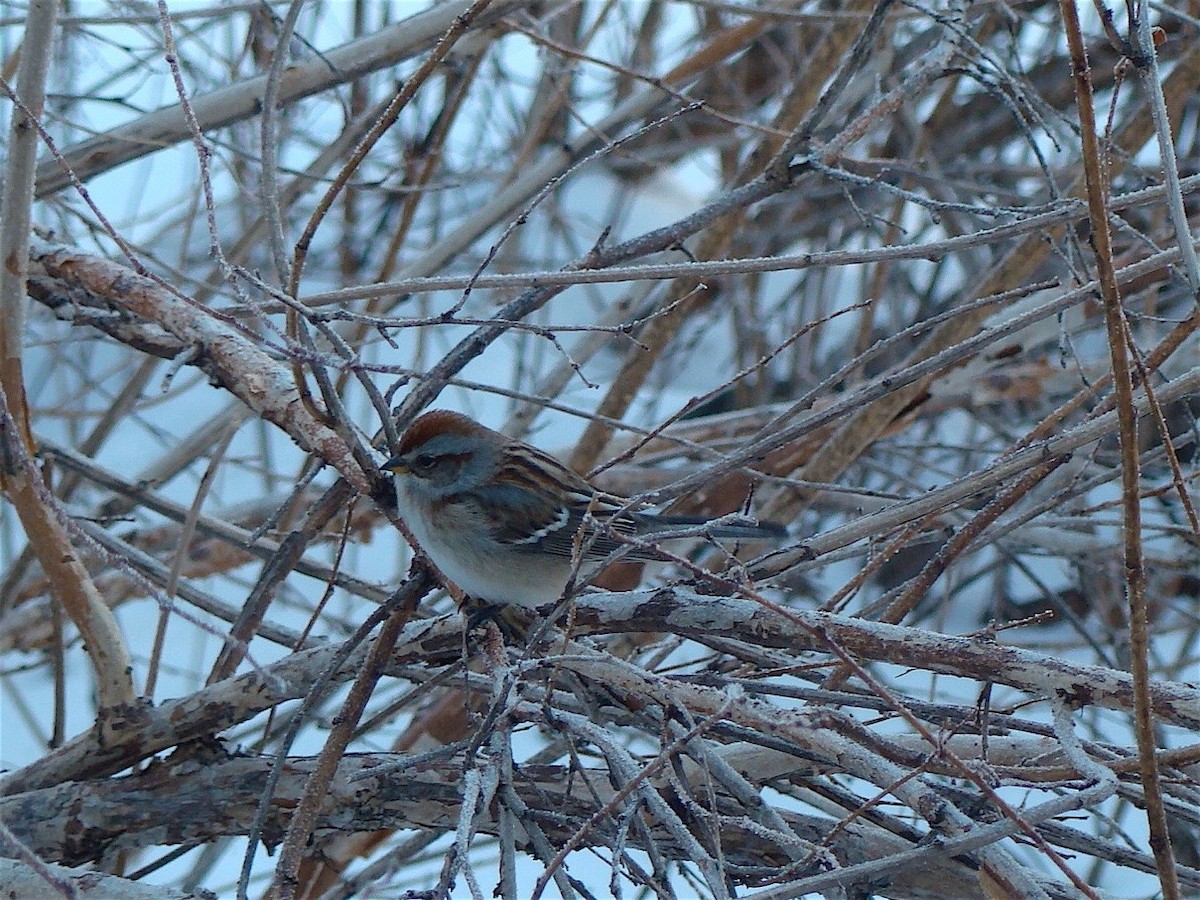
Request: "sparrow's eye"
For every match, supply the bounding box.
[412,453,437,473]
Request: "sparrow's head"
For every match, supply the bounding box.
[383,410,502,495]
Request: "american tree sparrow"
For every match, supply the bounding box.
[383,410,785,609]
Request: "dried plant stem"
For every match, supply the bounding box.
[1059,2,1177,897]
[0,0,135,715]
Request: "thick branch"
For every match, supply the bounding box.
[28,238,373,494]
[1,750,988,900]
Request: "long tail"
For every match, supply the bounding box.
[632,513,787,541]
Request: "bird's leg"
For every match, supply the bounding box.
[461,596,503,632]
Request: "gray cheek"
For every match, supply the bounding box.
[395,475,453,523]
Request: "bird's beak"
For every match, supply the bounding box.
[381,454,408,474]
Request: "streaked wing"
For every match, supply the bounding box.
[458,443,782,561]
[526,505,647,560]
[470,444,650,559]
